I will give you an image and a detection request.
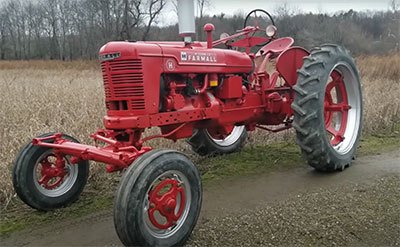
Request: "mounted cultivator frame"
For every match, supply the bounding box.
[31,132,151,172]
[13,1,363,246]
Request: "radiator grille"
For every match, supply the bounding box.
[101,59,145,111]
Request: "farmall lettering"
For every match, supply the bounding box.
[180,51,217,63]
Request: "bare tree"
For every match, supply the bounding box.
[142,0,166,40]
[0,7,6,59]
[120,0,143,40]
[41,0,60,59]
[274,2,300,18]
[4,0,24,59]
[0,0,397,60]
[389,0,399,12]
[196,0,210,40]
[96,0,113,40]
[197,0,210,20]
[172,0,178,17]
[122,0,132,40]
[58,0,74,60]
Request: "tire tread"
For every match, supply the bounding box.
[292,44,362,172]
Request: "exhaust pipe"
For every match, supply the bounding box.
[177,0,196,43]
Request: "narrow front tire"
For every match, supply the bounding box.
[13,133,89,211]
[114,149,202,246]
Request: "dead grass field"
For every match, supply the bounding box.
[0,54,399,210]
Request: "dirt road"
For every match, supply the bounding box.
[2,151,399,246]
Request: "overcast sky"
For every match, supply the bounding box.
[161,0,392,26]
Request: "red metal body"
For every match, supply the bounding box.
[32,24,310,172]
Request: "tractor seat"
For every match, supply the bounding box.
[256,37,294,57]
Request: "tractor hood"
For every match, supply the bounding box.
[99,41,253,74]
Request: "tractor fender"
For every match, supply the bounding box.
[276,46,310,86]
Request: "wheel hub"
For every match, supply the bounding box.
[148,178,186,230]
[324,70,350,146]
[37,154,68,190]
[164,198,177,213]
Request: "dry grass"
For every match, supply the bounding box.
[357,55,400,133]
[0,60,99,71]
[357,54,400,81]
[0,54,399,210]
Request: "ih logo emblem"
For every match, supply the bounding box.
[181,52,188,61]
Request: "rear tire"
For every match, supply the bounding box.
[188,126,247,156]
[13,133,89,211]
[114,150,202,246]
[291,44,363,172]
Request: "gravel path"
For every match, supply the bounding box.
[2,152,399,246]
[190,175,400,246]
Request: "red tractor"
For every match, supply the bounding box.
[12,4,362,246]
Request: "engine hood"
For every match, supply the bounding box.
[99,41,253,74]
[99,41,162,59]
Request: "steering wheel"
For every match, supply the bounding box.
[243,9,275,47]
[243,9,275,29]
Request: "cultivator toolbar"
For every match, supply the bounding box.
[31,132,152,172]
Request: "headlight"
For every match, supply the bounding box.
[266,25,277,37]
[220,33,230,39]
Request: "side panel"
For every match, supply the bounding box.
[141,56,163,114]
[100,42,163,116]
[216,76,243,99]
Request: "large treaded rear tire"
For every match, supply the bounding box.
[291,44,363,172]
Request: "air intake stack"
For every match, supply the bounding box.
[177,0,196,43]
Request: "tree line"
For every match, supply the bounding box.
[0,0,399,60]
[0,0,167,60]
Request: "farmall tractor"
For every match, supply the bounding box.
[12,1,362,246]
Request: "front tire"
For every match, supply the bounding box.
[114,150,202,246]
[188,126,247,156]
[13,133,89,211]
[291,44,363,172]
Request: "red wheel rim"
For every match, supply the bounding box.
[147,178,186,230]
[206,126,234,140]
[206,126,245,147]
[324,70,351,146]
[36,154,67,189]
[143,170,191,238]
[33,151,78,197]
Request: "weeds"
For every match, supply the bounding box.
[0,54,399,210]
